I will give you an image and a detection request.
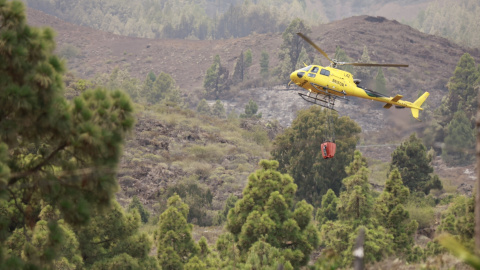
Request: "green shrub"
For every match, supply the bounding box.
[236,163,253,173]
[58,43,80,59]
[187,144,226,162]
[158,177,214,226]
[144,153,165,163]
[184,162,213,180]
[242,127,270,147]
[406,202,435,229]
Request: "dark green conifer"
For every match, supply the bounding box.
[244,49,253,70]
[260,51,270,77]
[196,99,211,115]
[232,51,244,84]
[203,55,229,99]
[150,72,176,103]
[277,18,311,82]
[442,109,475,165]
[374,169,417,255]
[334,46,354,74]
[156,194,198,269]
[0,2,135,267]
[355,45,373,80]
[127,195,150,224]
[375,67,387,95]
[439,195,474,244]
[315,189,338,227]
[320,151,394,267]
[212,100,227,119]
[75,201,157,268]
[390,133,436,193]
[440,53,479,124]
[337,151,373,224]
[214,194,238,225]
[240,99,261,118]
[272,107,361,205]
[244,240,293,270]
[224,160,318,268]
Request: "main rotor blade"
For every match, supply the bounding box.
[338,62,409,67]
[297,33,333,64]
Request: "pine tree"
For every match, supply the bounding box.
[337,151,373,224]
[316,189,338,227]
[243,240,293,270]
[260,51,270,77]
[75,201,158,268]
[442,109,475,165]
[375,67,387,95]
[272,107,361,205]
[296,47,310,70]
[142,71,157,99]
[278,18,311,82]
[374,169,417,255]
[127,196,150,224]
[10,205,84,269]
[244,49,253,70]
[150,72,176,103]
[156,194,198,269]
[184,256,206,270]
[196,235,220,269]
[334,46,354,74]
[232,51,244,84]
[214,194,238,225]
[162,178,213,226]
[196,99,211,116]
[320,151,394,267]
[0,2,135,267]
[439,53,479,125]
[438,195,474,244]
[223,160,318,268]
[240,99,261,118]
[212,100,227,119]
[203,55,229,99]
[355,45,373,80]
[390,133,436,193]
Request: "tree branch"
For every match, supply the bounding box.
[8,142,68,186]
[7,188,30,242]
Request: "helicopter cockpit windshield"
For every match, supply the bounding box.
[300,65,312,72]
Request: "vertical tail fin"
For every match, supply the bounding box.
[411,92,429,120]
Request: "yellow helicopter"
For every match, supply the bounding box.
[290,33,429,120]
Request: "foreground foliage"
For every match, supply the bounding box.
[219,160,319,269]
[0,1,140,268]
[317,151,418,267]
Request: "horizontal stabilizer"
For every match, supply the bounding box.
[383,103,393,109]
[391,94,403,102]
[411,92,430,121]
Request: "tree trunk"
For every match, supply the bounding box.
[475,89,480,253]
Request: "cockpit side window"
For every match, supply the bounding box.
[311,67,319,73]
[300,65,312,72]
[320,69,330,76]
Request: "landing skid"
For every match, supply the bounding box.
[298,92,337,110]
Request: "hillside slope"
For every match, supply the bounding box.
[26,7,479,200]
[27,8,480,107]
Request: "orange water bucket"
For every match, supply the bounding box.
[321,142,336,159]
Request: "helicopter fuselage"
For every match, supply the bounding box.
[290,65,413,109]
